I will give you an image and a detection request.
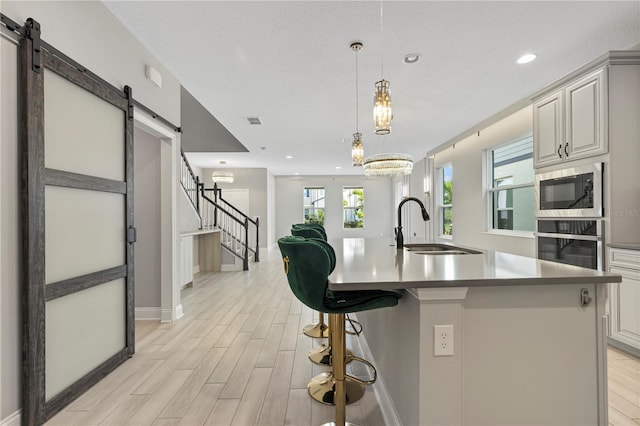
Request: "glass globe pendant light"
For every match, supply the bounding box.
[373,0,392,135]
[351,42,364,166]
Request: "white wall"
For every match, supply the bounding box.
[430,106,536,257]
[2,1,180,125]
[275,176,394,240]
[267,171,277,248]
[203,168,269,249]
[0,1,182,419]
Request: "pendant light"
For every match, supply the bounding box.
[211,170,234,184]
[351,42,364,167]
[373,0,392,135]
[363,153,413,176]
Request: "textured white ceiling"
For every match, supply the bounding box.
[103,1,640,176]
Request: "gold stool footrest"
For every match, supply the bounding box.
[303,322,330,338]
[307,372,365,405]
[321,423,358,426]
[344,355,377,386]
[308,344,354,366]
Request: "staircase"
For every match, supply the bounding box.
[180,149,259,270]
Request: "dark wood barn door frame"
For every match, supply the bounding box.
[20,19,135,425]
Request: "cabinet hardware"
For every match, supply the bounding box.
[565,142,569,157]
[580,288,592,307]
[557,144,563,158]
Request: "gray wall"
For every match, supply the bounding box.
[203,168,269,249]
[0,1,182,419]
[134,128,162,308]
[274,175,394,240]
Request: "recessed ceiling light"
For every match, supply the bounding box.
[247,117,262,125]
[517,53,536,64]
[335,166,342,170]
[402,53,421,64]
[285,155,293,159]
[294,172,299,175]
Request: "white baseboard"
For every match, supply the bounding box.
[135,307,161,321]
[175,304,184,321]
[1,409,21,426]
[350,314,403,426]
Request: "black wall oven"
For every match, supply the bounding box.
[536,219,604,270]
[535,163,603,217]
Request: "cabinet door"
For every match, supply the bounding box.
[533,89,564,168]
[609,265,640,351]
[565,68,607,161]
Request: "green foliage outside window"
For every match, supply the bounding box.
[343,187,364,228]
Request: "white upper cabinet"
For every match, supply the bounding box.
[533,67,607,168]
[533,89,564,167]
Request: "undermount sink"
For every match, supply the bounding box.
[403,243,482,255]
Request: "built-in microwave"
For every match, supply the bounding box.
[535,163,603,217]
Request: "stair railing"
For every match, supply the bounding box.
[179,149,200,216]
[200,188,250,270]
[179,149,258,270]
[203,184,260,263]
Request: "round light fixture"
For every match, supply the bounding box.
[517,53,537,64]
[363,153,413,176]
[402,53,421,64]
[211,171,234,184]
[285,155,293,159]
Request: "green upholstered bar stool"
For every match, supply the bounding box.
[291,225,354,367]
[278,236,401,426]
[291,225,330,339]
[292,223,327,240]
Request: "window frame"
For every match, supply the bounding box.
[342,186,365,229]
[303,186,326,226]
[484,134,535,237]
[437,164,453,238]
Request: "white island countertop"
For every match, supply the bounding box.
[328,238,621,291]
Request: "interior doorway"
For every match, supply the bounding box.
[133,111,182,322]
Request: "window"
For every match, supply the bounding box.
[487,135,535,232]
[439,165,453,236]
[303,187,325,226]
[343,187,364,228]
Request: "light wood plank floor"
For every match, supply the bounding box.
[47,248,640,426]
[47,249,385,426]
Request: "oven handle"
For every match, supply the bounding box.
[534,232,603,242]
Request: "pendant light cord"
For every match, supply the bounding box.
[355,46,359,132]
[380,0,384,78]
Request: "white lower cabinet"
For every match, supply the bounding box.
[608,248,640,355]
[179,235,194,288]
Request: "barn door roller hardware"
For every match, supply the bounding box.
[25,18,41,73]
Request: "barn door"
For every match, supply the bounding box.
[20,21,134,424]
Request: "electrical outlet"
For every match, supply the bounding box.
[434,324,454,356]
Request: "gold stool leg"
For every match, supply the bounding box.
[333,313,347,426]
[303,311,330,338]
[308,314,365,413]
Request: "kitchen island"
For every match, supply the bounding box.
[328,238,621,426]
